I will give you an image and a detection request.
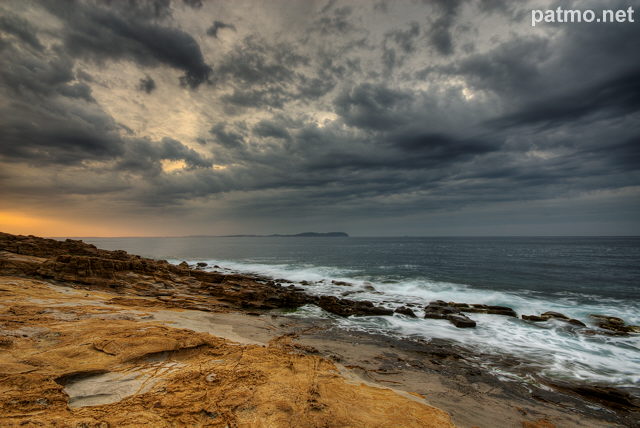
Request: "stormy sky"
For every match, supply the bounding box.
[0,0,639,236]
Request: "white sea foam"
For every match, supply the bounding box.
[180,258,640,390]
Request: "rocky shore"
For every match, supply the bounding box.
[0,232,638,427]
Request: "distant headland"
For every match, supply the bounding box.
[216,232,349,238]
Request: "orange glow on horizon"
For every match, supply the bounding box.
[0,211,128,237]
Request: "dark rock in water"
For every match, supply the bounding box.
[451,303,470,308]
[196,262,208,268]
[590,314,640,334]
[523,313,587,327]
[362,283,376,291]
[522,315,548,322]
[428,301,516,317]
[542,311,569,320]
[331,280,352,286]
[423,302,476,327]
[424,312,448,320]
[394,306,416,317]
[446,314,476,328]
[300,280,311,286]
[485,305,517,317]
[316,296,393,317]
[567,318,587,327]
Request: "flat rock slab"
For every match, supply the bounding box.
[63,362,182,408]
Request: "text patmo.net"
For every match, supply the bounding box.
[531,7,635,26]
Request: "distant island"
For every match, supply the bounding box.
[218,232,349,238]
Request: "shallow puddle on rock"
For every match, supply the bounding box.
[62,361,183,408]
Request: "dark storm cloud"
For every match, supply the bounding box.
[210,36,322,111]
[423,36,550,99]
[209,123,246,149]
[182,0,203,9]
[42,0,211,88]
[252,120,292,142]
[116,137,213,173]
[1,0,638,234]
[312,6,357,35]
[391,132,497,162]
[381,22,420,75]
[386,22,420,54]
[426,0,463,55]
[206,20,236,38]
[492,67,640,128]
[334,83,412,130]
[138,75,157,94]
[0,12,44,51]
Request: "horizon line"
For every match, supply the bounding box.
[45,234,640,239]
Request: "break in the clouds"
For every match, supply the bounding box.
[0,0,639,236]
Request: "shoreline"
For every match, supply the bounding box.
[0,232,638,427]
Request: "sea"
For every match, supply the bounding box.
[82,236,640,393]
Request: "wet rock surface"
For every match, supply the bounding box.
[394,306,417,317]
[590,314,640,334]
[521,311,637,334]
[0,232,395,319]
[422,300,518,328]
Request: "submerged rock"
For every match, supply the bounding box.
[567,318,587,327]
[590,314,640,334]
[522,315,547,322]
[423,302,476,328]
[542,311,569,320]
[446,314,476,328]
[394,306,417,318]
[316,296,393,317]
[522,313,588,328]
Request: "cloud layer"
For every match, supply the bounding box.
[0,0,638,235]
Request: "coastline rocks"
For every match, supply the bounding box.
[432,301,517,317]
[522,313,587,328]
[446,314,476,328]
[422,300,518,328]
[423,301,477,328]
[394,306,417,318]
[316,296,393,317]
[549,382,640,412]
[590,314,640,334]
[331,280,352,286]
[567,318,587,327]
[542,311,569,320]
[522,315,547,322]
[461,304,517,317]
